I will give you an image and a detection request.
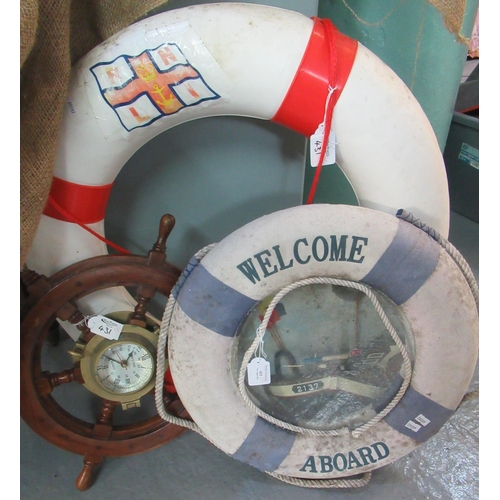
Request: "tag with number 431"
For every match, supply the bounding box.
[310,123,336,167]
[247,357,271,386]
[87,315,123,340]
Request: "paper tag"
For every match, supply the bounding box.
[87,315,123,340]
[247,357,271,386]
[310,123,336,167]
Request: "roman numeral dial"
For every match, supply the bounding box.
[96,342,153,394]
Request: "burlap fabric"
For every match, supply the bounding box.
[428,0,470,44]
[20,0,169,269]
[20,0,471,270]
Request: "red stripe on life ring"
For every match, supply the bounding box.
[43,177,113,224]
[271,18,358,137]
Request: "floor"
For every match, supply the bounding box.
[19,210,479,500]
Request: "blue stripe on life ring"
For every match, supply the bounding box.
[361,219,440,305]
[176,263,258,337]
[231,417,296,472]
[382,386,454,443]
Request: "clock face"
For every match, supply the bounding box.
[95,342,154,395]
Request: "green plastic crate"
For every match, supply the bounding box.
[443,111,479,222]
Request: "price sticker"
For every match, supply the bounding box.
[405,420,422,433]
[87,315,123,340]
[310,123,336,167]
[415,414,431,426]
[247,357,271,386]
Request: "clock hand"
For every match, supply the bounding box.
[103,355,120,364]
[114,350,127,368]
[121,352,134,368]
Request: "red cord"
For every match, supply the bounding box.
[306,19,338,205]
[47,195,131,255]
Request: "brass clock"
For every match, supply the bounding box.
[73,312,163,409]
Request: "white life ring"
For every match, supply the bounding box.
[166,203,478,479]
[25,3,450,321]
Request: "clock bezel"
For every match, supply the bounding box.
[78,313,164,404]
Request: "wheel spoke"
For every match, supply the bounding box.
[76,454,103,491]
[128,295,151,328]
[95,399,118,432]
[20,213,185,471]
[35,367,85,396]
[129,214,176,327]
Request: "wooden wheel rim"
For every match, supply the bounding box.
[21,256,187,458]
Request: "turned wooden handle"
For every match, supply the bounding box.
[75,455,102,491]
[153,214,176,253]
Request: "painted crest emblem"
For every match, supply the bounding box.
[90,43,220,131]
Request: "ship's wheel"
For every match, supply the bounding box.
[20,214,188,491]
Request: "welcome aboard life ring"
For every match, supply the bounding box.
[25,3,450,324]
[164,203,478,480]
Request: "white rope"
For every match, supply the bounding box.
[267,470,372,488]
[237,277,412,439]
[396,209,479,408]
[154,245,382,489]
[154,209,478,489]
[396,209,479,312]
